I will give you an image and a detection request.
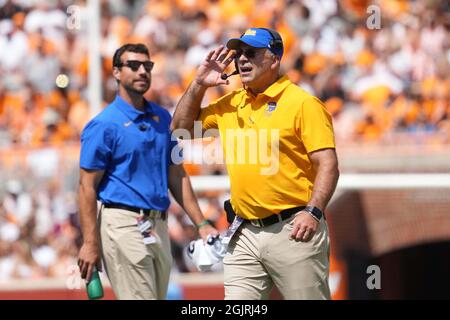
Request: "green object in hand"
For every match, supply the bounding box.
[86,267,104,300]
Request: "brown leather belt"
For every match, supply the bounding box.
[247,206,306,228]
[224,200,316,228]
[103,203,167,220]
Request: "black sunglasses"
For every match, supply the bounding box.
[235,48,257,59]
[118,60,154,72]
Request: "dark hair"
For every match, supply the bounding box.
[112,43,149,68]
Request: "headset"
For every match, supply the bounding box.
[259,27,283,53]
[221,28,283,80]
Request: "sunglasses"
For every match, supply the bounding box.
[235,48,258,59]
[118,60,154,72]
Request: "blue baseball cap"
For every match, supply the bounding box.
[226,28,284,59]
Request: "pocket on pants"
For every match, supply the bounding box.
[118,229,155,266]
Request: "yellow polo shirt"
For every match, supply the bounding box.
[198,75,336,219]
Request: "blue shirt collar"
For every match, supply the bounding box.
[113,95,154,121]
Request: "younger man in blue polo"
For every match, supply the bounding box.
[77,43,217,300]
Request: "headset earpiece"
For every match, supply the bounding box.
[259,28,283,52]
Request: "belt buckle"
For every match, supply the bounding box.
[149,210,162,219]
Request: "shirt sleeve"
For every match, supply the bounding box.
[79,119,116,170]
[197,104,219,130]
[297,96,336,153]
[197,91,239,130]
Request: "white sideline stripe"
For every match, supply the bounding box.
[190,174,450,191]
[336,174,450,189]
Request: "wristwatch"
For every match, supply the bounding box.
[304,206,323,221]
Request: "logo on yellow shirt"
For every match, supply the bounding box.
[264,102,277,117]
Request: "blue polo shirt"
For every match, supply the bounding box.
[80,95,181,211]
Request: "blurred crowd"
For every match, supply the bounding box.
[1,0,450,281]
[1,0,449,148]
[0,177,81,281]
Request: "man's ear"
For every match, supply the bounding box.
[112,67,121,82]
[270,55,280,71]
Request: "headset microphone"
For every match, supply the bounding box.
[221,70,239,80]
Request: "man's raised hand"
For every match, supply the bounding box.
[195,46,235,87]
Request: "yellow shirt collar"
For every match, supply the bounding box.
[244,75,292,99]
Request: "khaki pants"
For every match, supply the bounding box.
[99,206,172,300]
[223,215,331,300]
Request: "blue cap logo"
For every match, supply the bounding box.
[226,28,284,59]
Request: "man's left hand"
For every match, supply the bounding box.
[289,211,319,242]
